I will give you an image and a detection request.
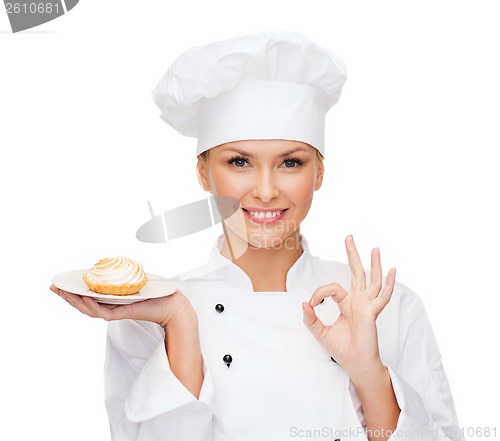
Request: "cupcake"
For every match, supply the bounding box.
[83,256,148,295]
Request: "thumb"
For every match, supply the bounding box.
[302,302,326,342]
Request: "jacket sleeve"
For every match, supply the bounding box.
[386,293,464,440]
[103,319,216,441]
[349,292,465,441]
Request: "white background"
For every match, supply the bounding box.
[1,1,499,439]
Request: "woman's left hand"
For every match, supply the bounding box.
[302,235,396,380]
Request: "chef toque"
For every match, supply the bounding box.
[152,31,347,157]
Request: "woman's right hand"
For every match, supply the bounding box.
[49,285,198,331]
[51,285,204,397]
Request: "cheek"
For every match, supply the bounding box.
[283,172,316,209]
[208,169,250,197]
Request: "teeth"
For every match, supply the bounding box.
[247,210,282,219]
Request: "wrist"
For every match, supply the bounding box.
[347,360,387,390]
[160,292,198,331]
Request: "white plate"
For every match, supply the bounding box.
[51,269,177,305]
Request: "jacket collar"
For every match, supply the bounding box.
[205,234,316,292]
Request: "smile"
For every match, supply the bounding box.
[242,208,287,224]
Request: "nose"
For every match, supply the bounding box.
[251,169,279,203]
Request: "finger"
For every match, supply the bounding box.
[302,302,327,342]
[345,235,366,290]
[51,285,80,297]
[368,247,382,299]
[51,287,98,317]
[373,268,396,313]
[50,285,71,297]
[81,296,132,321]
[50,285,73,302]
[309,282,348,307]
[66,293,101,316]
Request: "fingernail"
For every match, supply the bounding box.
[309,298,317,308]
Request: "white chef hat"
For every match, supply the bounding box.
[152,31,347,157]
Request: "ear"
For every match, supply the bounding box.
[196,155,210,192]
[314,159,324,191]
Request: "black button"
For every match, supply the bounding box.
[320,298,325,304]
[331,356,337,364]
[215,303,225,313]
[223,354,233,368]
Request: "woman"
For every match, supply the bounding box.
[50,32,463,441]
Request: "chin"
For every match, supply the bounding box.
[223,214,303,253]
[245,230,300,251]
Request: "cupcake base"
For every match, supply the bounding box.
[83,272,148,296]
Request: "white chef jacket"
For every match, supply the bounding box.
[104,235,464,441]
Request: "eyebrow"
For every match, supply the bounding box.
[222,146,308,158]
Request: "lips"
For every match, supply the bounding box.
[242,208,288,223]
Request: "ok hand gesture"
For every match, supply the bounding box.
[302,235,396,379]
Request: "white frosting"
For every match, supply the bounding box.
[85,256,146,285]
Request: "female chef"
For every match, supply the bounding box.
[50,32,464,441]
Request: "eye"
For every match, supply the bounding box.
[228,156,250,168]
[281,158,304,168]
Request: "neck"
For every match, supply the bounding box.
[220,227,303,292]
